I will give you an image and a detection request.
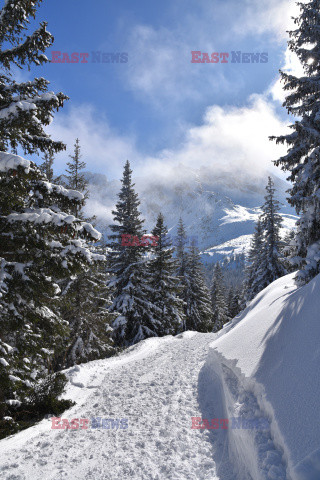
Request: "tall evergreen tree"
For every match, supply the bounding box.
[175,218,188,330]
[243,218,265,303]
[270,0,320,284]
[259,177,286,287]
[56,238,115,369]
[282,229,297,274]
[56,139,110,368]
[184,243,213,332]
[0,151,100,436]
[108,161,157,346]
[176,217,187,278]
[39,151,54,181]
[0,0,68,155]
[65,139,89,218]
[211,263,229,332]
[243,179,286,303]
[228,287,242,318]
[148,213,185,336]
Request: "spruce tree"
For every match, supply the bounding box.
[227,288,234,316]
[243,219,265,303]
[259,177,286,287]
[176,217,187,278]
[0,0,68,155]
[56,140,111,368]
[270,0,320,284]
[108,161,157,346]
[0,151,100,436]
[56,238,115,369]
[175,217,188,330]
[243,179,286,303]
[228,287,241,318]
[282,229,297,274]
[148,213,185,336]
[184,243,213,332]
[211,263,230,332]
[39,151,54,181]
[65,139,89,218]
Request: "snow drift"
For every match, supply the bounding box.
[209,272,320,479]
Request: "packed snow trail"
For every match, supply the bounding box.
[1,274,319,480]
[0,332,234,480]
[0,326,295,480]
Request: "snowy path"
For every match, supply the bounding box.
[0,333,223,480]
[0,331,290,480]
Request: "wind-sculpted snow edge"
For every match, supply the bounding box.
[204,347,293,479]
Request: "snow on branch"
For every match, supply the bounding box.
[0,151,30,173]
[38,181,84,201]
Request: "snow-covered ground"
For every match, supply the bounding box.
[0,273,319,479]
[211,273,320,480]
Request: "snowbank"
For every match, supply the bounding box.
[209,272,320,479]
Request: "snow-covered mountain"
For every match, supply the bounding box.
[84,164,297,264]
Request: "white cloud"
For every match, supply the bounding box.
[269,48,305,103]
[117,0,299,107]
[46,104,141,177]
[46,91,289,186]
[121,23,228,107]
[268,0,309,105]
[135,94,289,182]
[9,0,301,189]
[232,0,298,39]
[83,198,114,226]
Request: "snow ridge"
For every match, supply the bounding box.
[205,349,290,479]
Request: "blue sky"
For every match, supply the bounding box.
[21,0,301,181]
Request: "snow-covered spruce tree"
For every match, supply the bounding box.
[0,152,101,436]
[184,243,213,332]
[0,0,68,155]
[54,139,111,368]
[108,161,158,346]
[243,218,265,303]
[175,217,188,330]
[0,258,15,436]
[228,287,241,319]
[282,229,297,274]
[176,217,187,278]
[148,213,185,336]
[211,262,230,332]
[270,0,320,284]
[64,139,89,219]
[259,177,287,288]
[56,237,116,369]
[39,151,54,182]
